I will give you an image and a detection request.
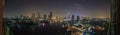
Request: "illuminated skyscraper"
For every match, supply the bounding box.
[31,13,36,22]
[70,15,75,24]
[48,12,53,22]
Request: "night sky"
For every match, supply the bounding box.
[4,0,110,18]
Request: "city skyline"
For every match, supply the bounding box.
[4,0,110,18]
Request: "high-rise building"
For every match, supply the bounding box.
[48,12,53,22]
[70,15,75,24]
[37,12,41,19]
[72,15,75,20]
[49,12,53,19]
[20,14,23,19]
[77,16,80,21]
[31,13,35,18]
[31,13,36,22]
[43,15,47,20]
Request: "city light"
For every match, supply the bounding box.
[42,23,45,27]
[4,0,110,35]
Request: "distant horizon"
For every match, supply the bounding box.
[3,13,110,19]
[4,0,110,18]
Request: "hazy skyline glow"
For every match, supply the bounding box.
[4,0,110,18]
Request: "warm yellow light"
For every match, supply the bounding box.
[101,27,105,30]
[99,27,105,31]
[52,17,56,19]
[99,16,106,18]
[96,16,105,18]
[86,16,89,17]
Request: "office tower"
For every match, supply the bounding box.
[49,12,53,20]
[20,14,23,19]
[31,13,36,22]
[37,12,41,19]
[70,15,75,24]
[48,12,53,23]
[77,16,80,21]
[50,12,53,17]
[56,16,59,22]
[31,13,35,18]
[43,15,47,20]
[71,15,75,20]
